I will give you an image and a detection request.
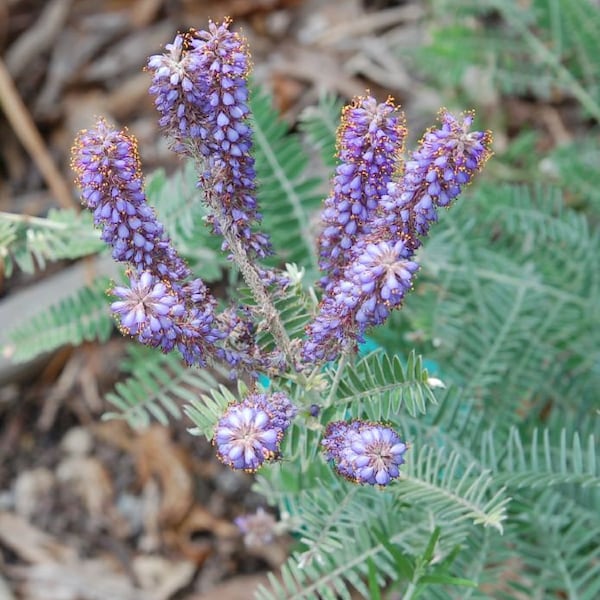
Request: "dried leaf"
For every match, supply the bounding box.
[184,574,270,600]
[134,426,194,527]
[13,468,55,520]
[132,555,196,600]
[10,558,143,600]
[55,456,113,518]
[0,512,76,564]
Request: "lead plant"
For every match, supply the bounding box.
[71,18,497,598]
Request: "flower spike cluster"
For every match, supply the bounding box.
[147,19,270,259]
[303,108,492,364]
[322,420,408,486]
[71,17,493,488]
[214,392,297,471]
[318,96,406,291]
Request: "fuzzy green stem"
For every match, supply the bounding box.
[325,350,350,407]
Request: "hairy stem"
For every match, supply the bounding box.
[203,189,297,370]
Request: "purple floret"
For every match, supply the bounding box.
[249,392,298,433]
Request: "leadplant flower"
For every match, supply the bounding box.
[322,420,408,486]
[376,110,493,252]
[72,19,491,494]
[213,392,296,471]
[302,109,492,364]
[71,118,189,281]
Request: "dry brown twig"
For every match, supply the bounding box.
[0,58,75,210]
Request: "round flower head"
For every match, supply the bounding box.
[111,270,183,352]
[214,403,281,471]
[322,420,407,486]
[111,271,222,364]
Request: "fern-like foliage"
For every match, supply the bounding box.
[374,387,600,599]
[481,426,600,490]
[395,184,600,424]
[0,209,103,277]
[546,137,600,217]
[256,524,399,600]
[253,374,509,599]
[298,93,343,169]
[415,0,600,120]
[4,276,113,362]
[250,87,325,275]
[500,492,600,600]
[332,350,438,419]
[255,449,506,600]
[103,345,230,429]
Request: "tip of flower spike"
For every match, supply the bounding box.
[212,392,296,472]
[213,403,281,472]
[322,420,408,486]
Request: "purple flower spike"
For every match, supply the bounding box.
[322,420,407,486]
[302,239,418,362]
[304,107,491,366]
[377,110,492,252]
[214,403,281,471]
[318,96,406,291]
[147,20,270,259]
[72,118,190,282]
